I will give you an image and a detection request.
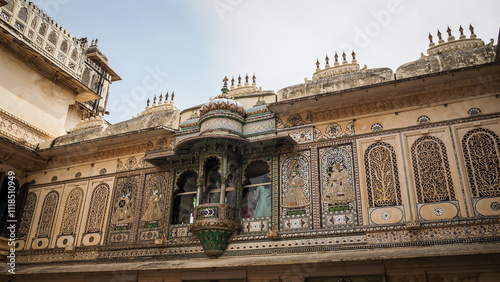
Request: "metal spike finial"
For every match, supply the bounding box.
[252,73,256,83]
[165,91,169,101]
[171,91,174,101]
[459,25,464,36]
[334,52,338,62]
[159,92,163,102]
[238,74,242,85]
[428,32,433,43]
[325,54,329,65]
[446,26,452,37]
[245,74,249,83]
[153,95,157,104]
[351,50,356,61]
[231,76,235,86]
[147,98,150,107]
[316,58,320,68]
[437,29,442,40]
[342,51,347,62]
[95,38,98,45]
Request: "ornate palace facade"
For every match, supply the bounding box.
[1,0,500,281]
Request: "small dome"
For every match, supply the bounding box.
[199,95,246,118]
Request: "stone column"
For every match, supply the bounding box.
[219,178,226,204]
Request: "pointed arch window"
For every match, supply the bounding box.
[171,170,198,225]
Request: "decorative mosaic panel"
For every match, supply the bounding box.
[116,156,143,172]
[170,224,192,238]
[461,128,500,198]
[85,183,109,234]
[277,112,313,128]
[17,192,37,239]
[107,175,142,244]
[241,217,269,233]
[288,128,313,143]
[319,146,358,228]
[36,191,59,239]
[200,117,242,135]
[280,153,312,231]
[139,173,168,242]
[281,153,311,215]
[243,119,275,136]
[411,136,455,203]
[59,188,83,235]
[364,142,402,207]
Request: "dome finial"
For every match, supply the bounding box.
[223,76,228,88]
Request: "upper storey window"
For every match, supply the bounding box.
[171,170,197,225]
[242,160,272,218]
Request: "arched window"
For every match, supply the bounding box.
[36,191,59,238]
[171,170,198,225]
[364,142,402,207]
[85,183,109,234]
[462,128,500,198]
[242,160,271,218]
[59,188,84,235]
[411,136,455,203]
[203,156,221,204]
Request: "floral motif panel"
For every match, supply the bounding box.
[462,128,500,198]
[365,142,402,207]
[85,183,109,234]
[17,192,37,239]
[59,188,83,235]
[36,191,59,238]
[411,136,455,203]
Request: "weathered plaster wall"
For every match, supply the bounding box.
[0,47,79,136]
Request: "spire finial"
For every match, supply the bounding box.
[147,98,150,107]
[95,38,98,46]
[165,91,169,101]
[159,92,163,102]
[91,39,95,46]
[252,73,256,83]
[238,74,242,85]
[446,26,455,41]
[316,58,320,69]
[437,29,442,40]
[458,25,465,39]
[223,76,228,88]
[469,24,476,39]
[325,54,329,66]
[171,91,174,101]
[342,51,347,64]
[428,32,433,43]
[153,95,157,105]
[351,50,356,61]
[245,74,249,83]
[231,76,235,86]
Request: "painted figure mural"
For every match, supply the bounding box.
[322,162,354,205]
[282,157,310,209]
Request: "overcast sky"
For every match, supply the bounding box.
[37,0,500,124]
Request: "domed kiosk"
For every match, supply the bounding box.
[144,77,294,258]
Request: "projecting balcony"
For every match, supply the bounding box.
[189,203,240,258]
